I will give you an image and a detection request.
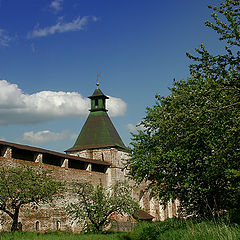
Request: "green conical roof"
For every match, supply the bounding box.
[66,86,126,152]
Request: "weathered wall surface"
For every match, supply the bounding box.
[69,148,179,222]
[0,144,179,232]
[69,148,128,185]
[0,153,106,233]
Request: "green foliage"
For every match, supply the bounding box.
[187,0,239,83]
[67,181,139,233]
[120,219,240,240]
[0,165,64,231]
[128,0,239,218]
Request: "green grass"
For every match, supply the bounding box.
[0,219,239,240]
[121,219,240,240]
[0,231,124,240]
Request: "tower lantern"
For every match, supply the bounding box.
[88,83,109,112]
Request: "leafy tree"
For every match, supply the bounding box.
[67,181,139,232]
[0,165,64,231]
[127,0,239,218]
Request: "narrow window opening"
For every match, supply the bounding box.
[56,220,61,231]
[36,221,40,232]
[95,99,98,107]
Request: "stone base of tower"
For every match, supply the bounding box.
[67,148,128,186]
[67,147,179,223]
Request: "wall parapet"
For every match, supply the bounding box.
[0,140,111,173]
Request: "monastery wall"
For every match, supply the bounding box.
[0,143,108,233]
[69,148,128,185]
[70,148,179,222]
[0,142,179,232]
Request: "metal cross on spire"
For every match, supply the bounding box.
[96,73,101,89]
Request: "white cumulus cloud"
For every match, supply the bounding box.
[28,16,97,38]
[126,122,146,133]
[23,130,68,144]
[50,0,63,13]
[0,80,127,125]
[0,29,11,47]
[107,96,127,117]
[126,123,137,132]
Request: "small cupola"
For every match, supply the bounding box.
[89,81,109,112]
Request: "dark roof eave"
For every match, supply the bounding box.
[65,144,128,153]
[89,95,109,99]
[88,88,109,99]
[0,140,111,166]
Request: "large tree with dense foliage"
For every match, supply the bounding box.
[67,181,138,232]
[127,0,239,218]
[0,165,64,231]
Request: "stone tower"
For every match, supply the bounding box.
[65,83,128,186]
[65,83,179,222]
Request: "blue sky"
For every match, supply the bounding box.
[0,0,222,152]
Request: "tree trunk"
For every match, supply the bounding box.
[11,206,20,231]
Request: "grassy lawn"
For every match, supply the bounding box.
[0,219,239,240]
[0,231,124,240]
[122,219,240,240]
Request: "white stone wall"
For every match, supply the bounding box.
[0,143,180,232]
[68,148,179,222]
[69,148,128,187]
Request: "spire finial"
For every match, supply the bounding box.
[97,73,101,89]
